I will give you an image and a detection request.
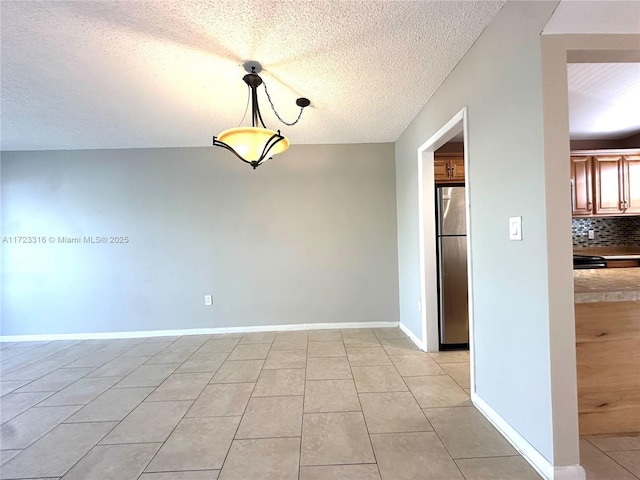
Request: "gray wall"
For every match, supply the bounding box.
[395,1,558,464]
[1,143,400,335]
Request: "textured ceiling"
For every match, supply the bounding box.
[0,0,505,151]
[568,63,640,140]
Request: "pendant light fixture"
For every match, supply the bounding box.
[213,62,310,170]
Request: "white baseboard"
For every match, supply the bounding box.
[0,321,399,342]
[473,394,585,480]
[399,322,425,351]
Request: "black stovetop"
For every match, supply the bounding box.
[573,254,607,269]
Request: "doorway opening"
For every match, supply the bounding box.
[434,144,468,351]
[417,107,475,392]
[567,59,640,439]
[535,33,640,475]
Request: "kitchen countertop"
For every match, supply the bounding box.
[574,268,640,303]
[574,246,640,260]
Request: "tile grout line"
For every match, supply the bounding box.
[1,390,59,426]
[56,339,184,480]
[7,361,97,395]
[30,340,152,412]
[0,341,79,378]
[299,461,378,467]
[135,334,238,479]
[298,343,308,480]
[215,333,274,477]
[0,330,559,480]
[2,354,81,388]
[0,403,85,452]
[113,363,183,389]
[22,336,183,479]
[6,330,271,480]
[63,384,157,426]
[371,329,443,477]
[48,407,123,479]
[599,448,640,479]
[351,330,382,478]
[384,333,470,480]
[451,453,533,459]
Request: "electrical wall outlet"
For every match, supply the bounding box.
[588,230,595,240]
[204,295,213,306]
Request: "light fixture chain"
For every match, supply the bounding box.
[262,81,304,126]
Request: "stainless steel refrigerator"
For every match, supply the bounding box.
[436,186,469,348]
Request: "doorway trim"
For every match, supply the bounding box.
[539,33,639,478]
[416,106,475,392]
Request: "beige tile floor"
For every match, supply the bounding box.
[580,436,640,480]
[0,327,635,480]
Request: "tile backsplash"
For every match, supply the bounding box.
[572,216,640,247]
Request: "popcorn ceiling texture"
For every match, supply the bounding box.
[0,1,505,151]
[572,216,640,247]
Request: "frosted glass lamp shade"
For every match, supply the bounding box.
[217,127,289,162]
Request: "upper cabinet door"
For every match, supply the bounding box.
[570,156,593,216]
[623,154,640,214]
[593,155,625,215]
[449,156,465,182]
[434,153,465,184]
[434,158,451,183]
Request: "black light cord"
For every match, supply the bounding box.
[262,80,305,126]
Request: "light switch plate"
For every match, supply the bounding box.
[509,216,522,241]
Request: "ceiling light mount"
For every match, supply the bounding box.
[213,62,310,170]
[242,60,263,74]
[243,71,263,89]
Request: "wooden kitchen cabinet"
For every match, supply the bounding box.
[450,156,465,182]
[434,153,465,184]
[623,154,640,214]
[434,157,451,182]
[575,300,640,435]
[570,155,593,216]
[571,149,640,217]
[606,259,640,268]
[593,155,625,215]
